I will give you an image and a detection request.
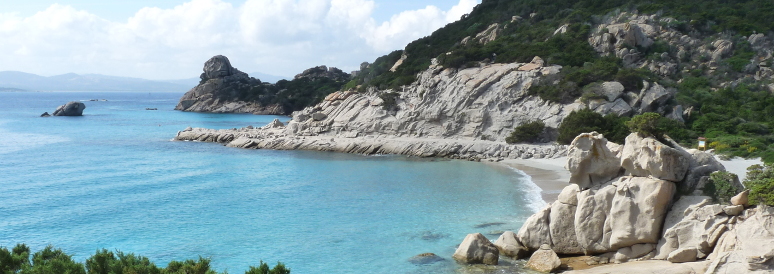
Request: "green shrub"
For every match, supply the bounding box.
[744,163,774,206]
[379,92,400,111]
[704,171,742,204]
[506,120,545,143]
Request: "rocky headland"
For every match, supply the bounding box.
[175,55,284,114]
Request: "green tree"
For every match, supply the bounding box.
[244,262,290,274]
[0,244,30,274]
[21,246,86,274]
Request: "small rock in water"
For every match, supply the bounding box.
[474,222,506,229]
[40,112,50,117]
[408,253,444,265]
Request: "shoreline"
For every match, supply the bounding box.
[494,158,570,204]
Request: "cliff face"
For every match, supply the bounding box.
[286,59,581,142]
[175,55,284,114]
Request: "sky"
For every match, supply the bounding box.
[0,0,480,80]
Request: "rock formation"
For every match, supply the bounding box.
[175,55,283,115]
[52,101,86,116]
[512,132,774,273]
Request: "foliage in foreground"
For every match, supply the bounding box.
[745,163,774,206]
[506,121,545,144]
[0,245,289,274]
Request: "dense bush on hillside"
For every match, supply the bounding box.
[674,78,774,162]
[557,108,630,144]
[744,163,774,206]
[0,244,289,274]
[506,121,545,143]
[229,76,348,114]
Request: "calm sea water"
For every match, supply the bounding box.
[0,91,544,273]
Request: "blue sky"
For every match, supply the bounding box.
[0,0,480,79]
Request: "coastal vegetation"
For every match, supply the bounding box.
[744,163,774,206]
[0,244,289,274]
[349,0,773,162]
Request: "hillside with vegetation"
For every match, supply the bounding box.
[341,0,774,163]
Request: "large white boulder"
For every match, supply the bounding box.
[518,204,552,251]
[452,233,499,265]
[608,176,676,249]
[620,133,690,182]
[566,132,624,189]
[550,192,584,254]
[575,184,616,253]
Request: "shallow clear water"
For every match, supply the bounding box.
[0,91,543,273]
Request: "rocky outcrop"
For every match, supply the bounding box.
[516,132,774,273]
[175,55,283,115]
[620,133,690,182]
[452,233,499,265]
[286,61,581,142]
[518,133,712,256]
[53,101,86,116]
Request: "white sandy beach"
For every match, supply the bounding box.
[499,157,570,203]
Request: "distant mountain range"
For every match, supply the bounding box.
[0,71,288,92]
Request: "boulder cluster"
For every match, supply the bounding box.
[453,132,774,273]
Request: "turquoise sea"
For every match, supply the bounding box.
[0,91,544,273]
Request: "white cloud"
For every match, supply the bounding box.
[0,0,479,80]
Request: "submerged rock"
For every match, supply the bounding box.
[408,253,444,265]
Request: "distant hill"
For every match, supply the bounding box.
[0,71,190,92]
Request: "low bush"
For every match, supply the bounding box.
[704,171,742,204]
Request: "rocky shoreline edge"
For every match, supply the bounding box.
[174,124,568,161]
